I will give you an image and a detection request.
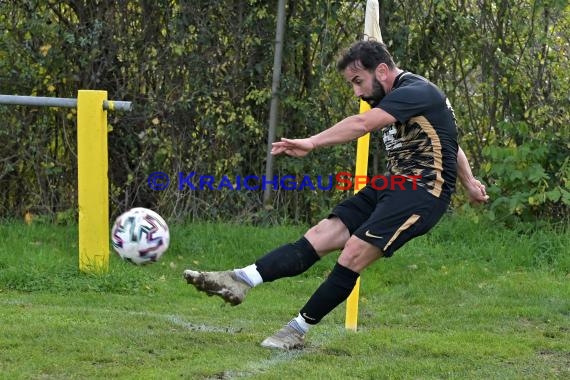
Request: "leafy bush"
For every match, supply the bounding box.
[483,138,569,224]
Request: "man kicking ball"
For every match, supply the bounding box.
[184,40,488,350]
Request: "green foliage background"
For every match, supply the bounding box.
[0,0,568,225]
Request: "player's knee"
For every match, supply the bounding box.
[337,240,361,269]
[338,238,382,273]
[311,217,332,231]
[305,218,349,253]
[307,218,344,238]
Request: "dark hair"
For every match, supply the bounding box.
[336,40,396,72]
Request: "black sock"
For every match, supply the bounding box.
[299,263,360,325]
[255,237,320,282]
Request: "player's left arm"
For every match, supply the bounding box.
[271,108,396,157]
[457,146,489,204]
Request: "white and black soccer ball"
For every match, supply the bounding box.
[111,207,170,265]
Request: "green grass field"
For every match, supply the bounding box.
[0,215,568,379]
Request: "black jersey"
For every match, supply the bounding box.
[376,72,458,202]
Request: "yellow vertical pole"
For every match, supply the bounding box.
[77,90,109,273]
[345,0,383,331]
[345,101,371,331]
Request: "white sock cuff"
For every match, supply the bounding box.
[294,313,311,334]
[238,264,264,287]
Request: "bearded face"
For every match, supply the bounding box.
[343,61,389,107]
[361,76,386,107]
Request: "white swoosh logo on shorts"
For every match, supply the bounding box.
[365,230,383,239]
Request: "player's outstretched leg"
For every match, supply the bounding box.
[183,236,322,306]
[183,270,251,306]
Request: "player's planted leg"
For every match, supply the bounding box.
[260,262,360,349]
[261,237,381,350]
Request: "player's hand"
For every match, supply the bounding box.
[466,178,489,204]
[271,138,315,157]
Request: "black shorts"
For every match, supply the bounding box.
[330,177,449,257]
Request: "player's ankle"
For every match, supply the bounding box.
[234,264,263,287]
[288,314,311,335]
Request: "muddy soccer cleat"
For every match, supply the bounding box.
[260,325,305,350]
[183,270,251,306]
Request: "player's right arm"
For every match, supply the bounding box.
[271,108,395,157]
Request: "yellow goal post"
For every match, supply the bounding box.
[0,92,132,274]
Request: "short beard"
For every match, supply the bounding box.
[361,78,386,107]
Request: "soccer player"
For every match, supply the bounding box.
[184,40,488,350]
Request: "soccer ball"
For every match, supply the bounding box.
[111,207,170,265]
